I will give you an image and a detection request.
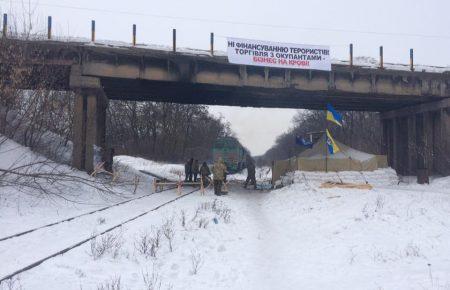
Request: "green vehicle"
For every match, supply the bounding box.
[212,137,248,173]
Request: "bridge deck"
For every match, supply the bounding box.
[1,38,449,111]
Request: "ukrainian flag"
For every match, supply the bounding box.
[326,129,340,154]
[326,103,343,126]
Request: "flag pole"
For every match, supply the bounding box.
[325,140,328,172]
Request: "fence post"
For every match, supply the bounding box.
[2,13,7,38]
[410,48,414,71]
[349,43,353,67]
[47,16,52,39]
[379,46,383,69]
[132,24,136,46]
[210,32,214,56]
[173,28,176,52]
[91,20,95,42]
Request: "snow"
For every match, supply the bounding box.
[114,155,185,181]
[279,168,399,187]
[0,136,141,237]
[1,140,450,289]
[226,166,272,182]
[333,56,450,73]
[307,146,375,161]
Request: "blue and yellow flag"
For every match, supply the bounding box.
[295,136,313,148]
[326,103,343,126]
[326,129,340,154]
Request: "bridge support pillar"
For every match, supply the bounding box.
[406,115,417,175]
[70,67,107,173]
[381,99,450,181]
[72,92,86,170]
[435,108,450,175]
[72,90,108,173]
[415,113,431,182]
[396,117,409,175]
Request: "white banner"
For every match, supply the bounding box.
[227,37,331,71]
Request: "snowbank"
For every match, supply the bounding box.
[259,179,450,289]
[0,137,144,237]
[227,166,272,182]
[114,155,184,181]
[279,168,399,187]
[2,147,450,290]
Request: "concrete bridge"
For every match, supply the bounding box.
[1,38,449,179]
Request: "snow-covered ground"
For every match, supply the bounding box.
[1,142,450,289]
[115,155,184,181]
[226,166,272,182]
[279,168,399,187]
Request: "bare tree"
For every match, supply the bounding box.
[107,101,231,163]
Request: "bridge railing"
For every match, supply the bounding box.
[0,12,441,73]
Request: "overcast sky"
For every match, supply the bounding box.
[2,0,449,155]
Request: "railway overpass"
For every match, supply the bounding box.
[1,38,449,179]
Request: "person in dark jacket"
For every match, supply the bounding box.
[199,162,211,186]
[244,155,257,189]
[188,158,194,182]
[184,158,193,182]
[192,159,200,182]
[184,159,190,182]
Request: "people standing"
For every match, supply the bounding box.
[188,158,194,182]
[200,161,211,187]
[212,158,227,196]
[184,158,193,182]
[244,155,257,189]
[192,159,199,182]
[184,159,190,182]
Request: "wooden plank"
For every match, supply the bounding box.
[139,170,172,181]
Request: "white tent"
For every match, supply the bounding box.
[296,134,387,172]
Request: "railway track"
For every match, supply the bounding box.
[0,187,200,283]
[0,186,178,242]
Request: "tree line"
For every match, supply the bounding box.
[107,101,233,163]
[261,110,381,164]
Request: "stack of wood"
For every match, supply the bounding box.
[319,181,373,190]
